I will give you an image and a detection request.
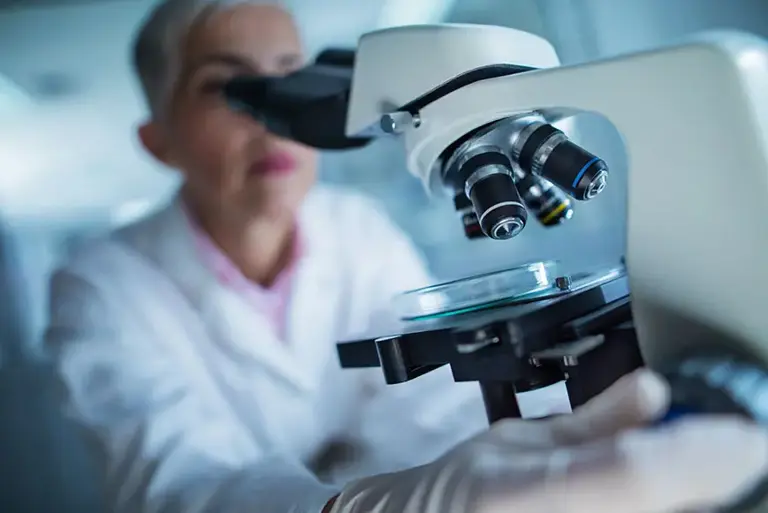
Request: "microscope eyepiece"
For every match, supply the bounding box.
[456,149,527,240]
[513,121,609,201]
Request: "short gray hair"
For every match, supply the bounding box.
[132,0,285,119]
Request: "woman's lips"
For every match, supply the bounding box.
[250,151,297,177]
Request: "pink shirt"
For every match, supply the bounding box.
[184,211,304,340]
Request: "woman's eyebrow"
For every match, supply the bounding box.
[183,51,304,81]
[187,52,257,75]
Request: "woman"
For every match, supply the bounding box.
[45,1,768,513]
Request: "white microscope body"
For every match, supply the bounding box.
[345,24,768,373]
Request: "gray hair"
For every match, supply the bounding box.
[132,0,286,119]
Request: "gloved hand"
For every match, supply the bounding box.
[329,369,768,513]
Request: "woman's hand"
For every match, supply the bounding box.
[329,369,768,513]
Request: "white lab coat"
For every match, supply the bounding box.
[45,185,489,513]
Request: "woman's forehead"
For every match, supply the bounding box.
[184,3,302,61]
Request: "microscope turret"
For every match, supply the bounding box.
[437,114,607,239]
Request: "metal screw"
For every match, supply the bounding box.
[380,111,421,134]
[555,276,572,291]
[562,355,579,367]
[456,329,500,355]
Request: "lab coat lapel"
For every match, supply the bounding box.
[284,205,345,389]
[122,199,316,393]
[199,285,318,393]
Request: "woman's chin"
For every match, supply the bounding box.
[235,174,312,215]
[248,192,305,219]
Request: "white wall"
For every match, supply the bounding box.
[578,0,768,58]
[0,0,176,224]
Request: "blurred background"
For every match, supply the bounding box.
[0,0,767,511]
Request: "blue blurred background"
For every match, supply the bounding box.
[0,0,767,511]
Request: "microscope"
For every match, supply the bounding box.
[225,24,768,467]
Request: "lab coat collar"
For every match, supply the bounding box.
[119,194,339,394]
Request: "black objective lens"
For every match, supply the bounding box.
[447,148,528,240]
[468,173,528,240]
[517,123,608,201]
[516,173,573,227]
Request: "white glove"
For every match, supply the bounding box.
[330,369,768,513]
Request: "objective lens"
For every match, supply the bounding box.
[469,174,527,239]
[516,173,573,227]
[461,152,528,240]
[514,122,608,201]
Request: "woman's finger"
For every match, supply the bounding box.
[546,368,670,446]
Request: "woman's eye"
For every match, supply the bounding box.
[199,79,228,95]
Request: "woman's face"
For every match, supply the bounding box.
[141,3,317,219]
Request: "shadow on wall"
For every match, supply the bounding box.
[320,113,628,281]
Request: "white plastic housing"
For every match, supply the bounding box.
[346,24,563,136]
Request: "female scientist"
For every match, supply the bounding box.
[45,1,768,512]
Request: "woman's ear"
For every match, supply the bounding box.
[138,121,173,166]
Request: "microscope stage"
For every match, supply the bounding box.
[394,263,623,322]
[337,266,631,374]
